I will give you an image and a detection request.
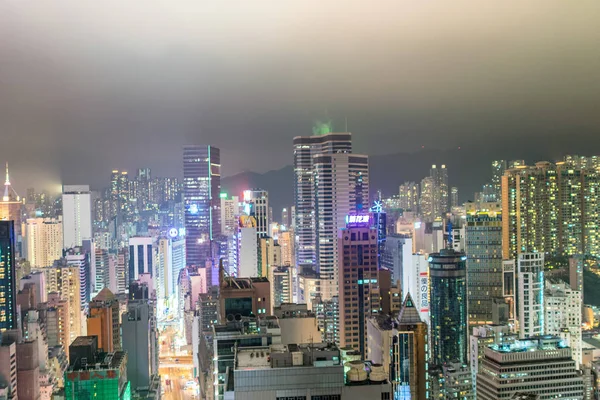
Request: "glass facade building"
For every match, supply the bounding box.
[183,145,221,266]
[428,248,468,366]
[0,220,16,331]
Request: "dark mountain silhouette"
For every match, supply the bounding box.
[222,143,592,218]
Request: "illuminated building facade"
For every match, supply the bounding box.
[545,280,582,368]
[338,220,379,358]
[25,217,63,268]
[430,164,449,217]
[0,220,17,331]
[219,193,239,236]
[44,265,82,344]
[314,153,369,299]
[183,145,221,267]
[429,248,468,366]
[293,133,351,271]
[62,185,92,250]
[517,253,544,339]
[502,161,600,260]
[128,237,153,283]
[398,181,419,212]
[87,288,121,353]
[419,176,434,222]
[242,189,269,238]
[465,211,503,327]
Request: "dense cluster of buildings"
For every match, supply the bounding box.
[2,132,600,399]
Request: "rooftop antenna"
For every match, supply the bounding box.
[345,116,348,133]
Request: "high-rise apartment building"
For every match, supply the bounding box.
[338,219,379,358]
[419,176,434,222]
[293,132,352,271]
[465,210,503,327]
[477,337,584,399]
[94,248,110,295]
[489,160,506,202]
[278,229,294,267]
[47,293,71,357]
[314,153,369,299]
[44,265,82,344]
[431,164,449,217]
[87,288,121,353]
[62,185,92,249]
[0,338,17,399]
[25,217,63,268]
[0,221,17,331]
[450,186,459,209]
[502,161,600,259]
[517,252,544,339]
[183,145,221,266]
[429,248,468,366]
[398,182,419,212]
[545,280,582,368]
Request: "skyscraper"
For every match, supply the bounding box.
[430,164,449,217]
[25,217,63,268]
[242,190,269,237]
[183,145,221,266]
[517,252,544,339]
[0,165,22,255]
[0,220,17,331]
[44,264,82,344]
[128,236,153,283]
[314,154,369,299]
[429,248,468,366]
[293,132,352,271]
[62,185,92,249]
[450,186,459,209]
[465,210,503,327]
[398,182,419,212]
[338,217,379,357]
[489,160,506,202]
[419,176,434,222]
[87,288,121,353]
[545,280,582,368]
[219,193,239,236]
[502,161,600,260]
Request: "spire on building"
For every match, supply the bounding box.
[398,293,423,324]
[2,162,19,202]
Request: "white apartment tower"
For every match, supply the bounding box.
[517,252,545,339]
[545,280,582,368]
[62,185,92,249]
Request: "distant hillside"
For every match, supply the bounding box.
[222,145,575,217]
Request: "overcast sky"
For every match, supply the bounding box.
[1,0,599,192]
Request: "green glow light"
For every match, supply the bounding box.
[220,192,227,199]
[313,120,333,135]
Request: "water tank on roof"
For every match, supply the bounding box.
[369,364,387,382]
[292,351,303,366]
[346,361,368,382]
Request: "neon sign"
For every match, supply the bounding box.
[346,215,370,224]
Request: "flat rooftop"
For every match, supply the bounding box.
[236,347,271,370]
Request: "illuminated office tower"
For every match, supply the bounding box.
[465,209,503,327]
[395,294,428,399]
[0,165,22,255]
[65,246,91,307]
[314,153,369,299]
[157,235,185,299]
[419,177,434,222]
[87,288,121,353]
[545,280,582,368]
[219,193,239,235]
[237,215,259,277]
[430,164,449,217]
[271,266,293,309]
[242,190,269,238]
[293,132,352,271]
[62,185,92,249]
[259,236,280,280]
[429,248,468,366]
[398,181,419,212]
[477,336,584,400]
[0,220,17,331]
[183,145,221,266]
[517,253,544,339]
[281,207,289,227]
[128,236,153,283]
[115,248,128,294]
[338,219,379,358]
[290,206,296,229]
[25,217,63,268]
[44,265,82,344]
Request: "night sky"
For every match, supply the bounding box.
[1,0,600,193]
